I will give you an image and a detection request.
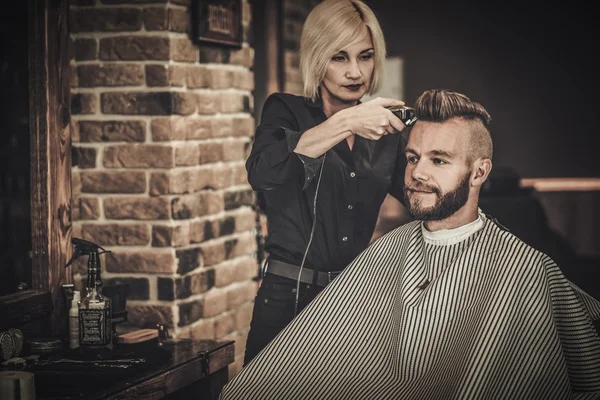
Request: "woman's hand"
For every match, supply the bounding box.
[340,97,407,141]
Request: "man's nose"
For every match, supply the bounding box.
[410,162,429,182]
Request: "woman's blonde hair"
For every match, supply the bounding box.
[300,0,386,102]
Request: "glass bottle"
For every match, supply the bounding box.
[78,251,112,350]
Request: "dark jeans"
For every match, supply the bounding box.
[243,272,323,366]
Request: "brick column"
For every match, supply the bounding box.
[70,0,257,376]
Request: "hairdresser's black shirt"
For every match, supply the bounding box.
[247,93,407,273]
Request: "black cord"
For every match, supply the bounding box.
[294,153,327,316]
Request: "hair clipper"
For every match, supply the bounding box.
[387,106,417,127]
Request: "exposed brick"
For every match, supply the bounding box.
[176,247,203,274]
[71,8,142,32]
[149,172,170,195]
[232,117,255,137]
[230,47,253,68]
[174,144,200,166]
[78,64,144,87]
[100,36,170,61]
[104,277,150,300]
[242,1,251,23]
[232,164,249,186]
[198,142,223,164]
[104,197,170,219]
[101,92,172,115]
[127,304,175,329]
[234,209,256,232]
[169,8,189,32]
[191,268,215,295]
[79,120,146,142]
[74,39,97,61]
[201,241,225,267]
[71,93,97,115]
[233,69,254,91]
[145,64,169,87]
[234,301,254,331]
[144,7,168,31]
[227,281,257,309]
[172,92,196,115]
[209,165,233,189]
[221,139,247,162]
[168,65,187,87]
[224,189,254,210]
[190,318,214,340]
[170,38,197,62]
[104,144,174,168]
[158,268,214,301]
[203,288,228,317]
[72,146,97,169]
[71,71,79,89]
[151,118,186,141]
[186,118,220,139]
[82,223,150,246]
[171,191,223,219]
[205,69,234,90]
[152,223,190,247]
[196,92,222,115]
[189,220,218,244]
[214,257,258,287]
[185,66,210,89]
[72,171,82,196]
[105,251,176,273]
[178,298,204,326]
[214,312,235,338]
[71,121,81,142]
[219,216,236,236]
[199,46,230,64]
[80,197,101,220]
[224,330,247,360]
[80,171,146,193]
[227,233,257,259]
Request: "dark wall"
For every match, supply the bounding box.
[370,1,599,178]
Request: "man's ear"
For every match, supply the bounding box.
[471,158,492,188]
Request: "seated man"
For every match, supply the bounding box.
[220,89,600,400]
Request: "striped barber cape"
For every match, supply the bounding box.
[220,218,600,400]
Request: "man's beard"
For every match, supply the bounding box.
[404,172,471,221]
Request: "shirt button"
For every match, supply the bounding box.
[347,205,353,210]
[350,172,356,177]
[342,236,348,242]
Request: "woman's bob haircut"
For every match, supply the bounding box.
[300,0,386,102]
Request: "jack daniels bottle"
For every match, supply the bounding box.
[78,251,112,351]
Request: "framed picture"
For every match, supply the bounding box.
[192,0,243,48]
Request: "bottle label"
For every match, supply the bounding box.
[79,308,111,346]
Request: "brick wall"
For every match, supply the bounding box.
[283,0,320,95]
[69,0,257,377]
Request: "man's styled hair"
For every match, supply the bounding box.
[414,89,493,162]
[300,0,386,102]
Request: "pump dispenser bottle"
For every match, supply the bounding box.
[65,238,113,353]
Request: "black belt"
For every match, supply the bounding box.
[265,259,342,287]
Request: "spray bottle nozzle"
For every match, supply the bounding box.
[65,238,112,268]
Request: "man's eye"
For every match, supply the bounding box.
[407,156,418,164]
[433,158,447,165]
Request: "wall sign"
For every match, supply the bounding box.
[192,0,243,48]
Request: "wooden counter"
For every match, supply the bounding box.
[33,339,234,400]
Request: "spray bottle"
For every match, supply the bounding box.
[65,238,113,352]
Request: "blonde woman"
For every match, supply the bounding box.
[244,0,409,365]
